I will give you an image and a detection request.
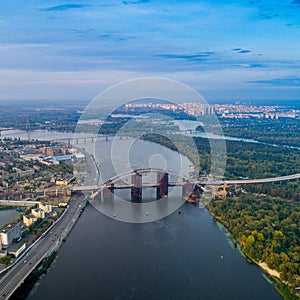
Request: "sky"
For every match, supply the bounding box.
[0,0,300,103]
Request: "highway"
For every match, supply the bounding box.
[0,196,85,300]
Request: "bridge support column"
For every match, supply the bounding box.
[103,181,114,201]
[157,172,168,199]
[182,179,194,199]
[131,172,142,202]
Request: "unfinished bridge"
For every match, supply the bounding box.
[71,168,300,202]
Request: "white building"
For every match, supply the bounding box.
[0,222,22,248]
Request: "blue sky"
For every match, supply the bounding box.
[0,0,300,102]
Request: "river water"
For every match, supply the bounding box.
[3,123,297,150]
[20,136,282,300]
[25,203,281,300]
[0,208,21,228]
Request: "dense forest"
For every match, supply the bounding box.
[208,193,300,294]
[142,133,300,179]
[220,117,300,147]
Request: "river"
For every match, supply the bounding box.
[0,208,21,228]
[25,203,281,300]
[3,122,298,151]
[18,137,282,300]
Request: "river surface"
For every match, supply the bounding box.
[25,203,281,300]
[21,137,282,300]
[0,208,21,228]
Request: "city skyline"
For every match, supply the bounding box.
[0,0,300,102]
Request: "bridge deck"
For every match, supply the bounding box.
[71,172,300,193]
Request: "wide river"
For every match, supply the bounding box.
[21,135,281,300]
[1,129,282,299]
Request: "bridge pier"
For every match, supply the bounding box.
[182,179,194,199]
[131,172,142,202]
[157,172,168,199]
[103,181,114,200]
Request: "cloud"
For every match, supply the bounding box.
[117,36,138,41]
[250,76,300,86]
[231,48,252,54]
[157,52,215,62]
[238,49,251,54]
[123,0,151,5]
[292,0,300,5]
[246,63,267,68]
[98,34,112,39]
[258,12,280,20]
[40,4,89,12]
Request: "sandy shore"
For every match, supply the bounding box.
[259,262,281,278]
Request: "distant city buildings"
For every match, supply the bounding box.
[182,102,214,116]
[119,101,300,119]
[0,139,77,195]
[212,103,300,119]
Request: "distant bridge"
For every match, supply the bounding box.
[53,129,202,145]
[53,134,132,144]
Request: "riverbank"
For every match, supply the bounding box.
[9,252,57,299]
[208,209,299,300]
[259,262,280,278]
[210,211,275,273]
